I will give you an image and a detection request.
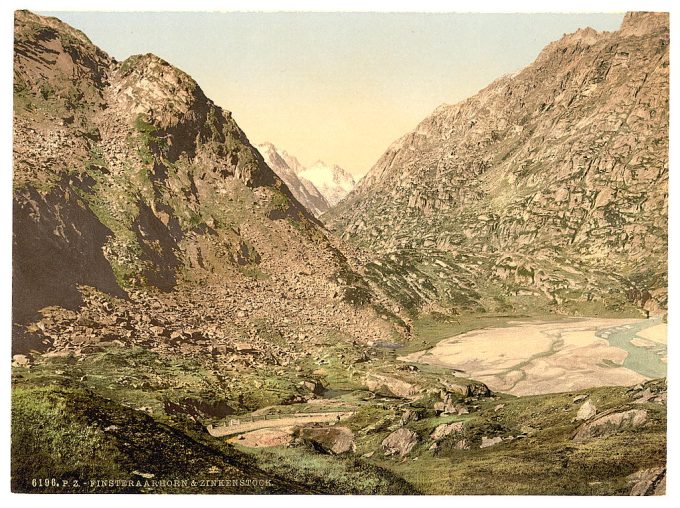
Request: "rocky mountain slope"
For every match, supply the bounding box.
[12,9,404,336]
[327,12,669,317]
[256,142,330,216]
[12,9,417,492]
[299,160,356,207]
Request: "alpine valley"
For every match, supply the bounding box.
[11,11,667,495]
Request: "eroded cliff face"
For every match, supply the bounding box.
[328,12,668,316]
[12,10,399,349]
[13,10,122,323]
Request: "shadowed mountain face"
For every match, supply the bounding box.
[327,12,668,318]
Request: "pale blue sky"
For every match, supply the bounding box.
[42,12,624,176]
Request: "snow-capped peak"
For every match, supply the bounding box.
[257,143,356,209]
[298,160,356,207]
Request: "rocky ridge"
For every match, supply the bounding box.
[327,12,669,317]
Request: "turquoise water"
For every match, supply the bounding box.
[596,318,667,378]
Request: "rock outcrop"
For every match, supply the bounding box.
[430,421,464,441]
[382,428,419,457]
[300,426,356,455]
[364,373,421,399]
[627,466,666,495]
[573,408,648,442]
[575,400,597,421]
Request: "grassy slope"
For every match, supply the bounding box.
[360,382,666,495]
[10,342,416,494]
[11,382,311,493]
[11,314,666,495]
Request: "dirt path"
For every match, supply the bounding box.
[207,411,354,437]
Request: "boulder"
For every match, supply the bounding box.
[452,438,470,450]
[364,374,421,399]
[575,400,597,421]
[149,325,169,337]
[573,409,648,442]
[444,384,469,397]
[400,409,421,425]
[480,436,503,448]
[441,380,492,398]
[299,379,325,395]
[467,382,493,397]
[433,400,456,414]
[301,426,355,455]
[430,421,464,441]
[434,390,467,414]
[12,354,30,367]
[633,388,655,404]
[627,466,666,495]
[382,428,419,457]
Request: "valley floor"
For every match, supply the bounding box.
[11,309,667,495]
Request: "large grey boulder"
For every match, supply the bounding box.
[300,426,355,455]
[382,428,419,457]
[430,421,464,441]
[575,400,597,421]
[364,374,421,399]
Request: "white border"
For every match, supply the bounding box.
[1,1,676,508]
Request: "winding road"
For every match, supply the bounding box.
[207,411,354,437]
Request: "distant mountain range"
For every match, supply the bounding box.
[256,142,330,216]
[257,142,356,214]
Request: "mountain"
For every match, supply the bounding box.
[279,148,305,173]
[298,160,356,207]
[12,9,398,330]
[256,142,330,216]
[327,12,669,318]
[256,142,357,211]
[12,8,411,354]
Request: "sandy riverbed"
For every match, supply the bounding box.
[636,323,667,344]
[400,318,666,396]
